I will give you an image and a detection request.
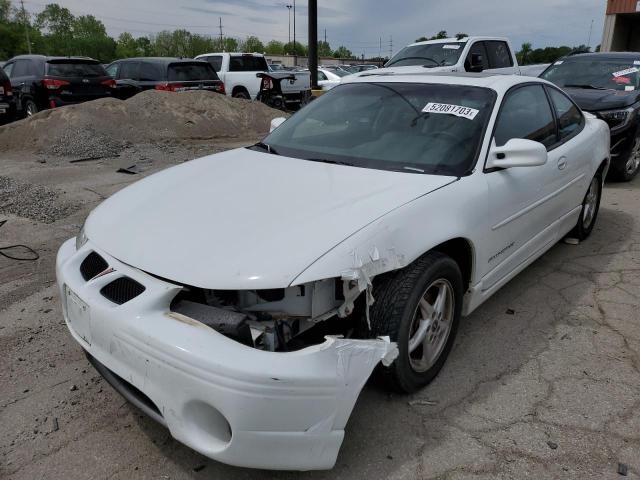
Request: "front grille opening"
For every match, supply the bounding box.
[100,277,145,305]
[80,252,108,281]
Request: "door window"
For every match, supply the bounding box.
[485,41,513,68]
[547,87,584,141]
[494,85,557,149]
[465,42,489,71]
[3,62,14,77]
[138,62,163,81]
[105,63,119,78]
[204,56,223,72]
[12,59,31,77]
[118,62,140,80]
[228,55,269,72]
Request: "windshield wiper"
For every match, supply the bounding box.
[306,158,354,166]
[252,141,280,155]
[564,84,609,91]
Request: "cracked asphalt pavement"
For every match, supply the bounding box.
[1,150,639,479]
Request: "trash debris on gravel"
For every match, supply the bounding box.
[0,175,79,223]
[0,90,286,159]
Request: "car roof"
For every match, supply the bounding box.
[114,57,208,64]
[341,71,552,93]
[561,52,640,61]
[8,55,98,62]
[407,36,508,47]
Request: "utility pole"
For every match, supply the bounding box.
[286,5,292,45]
[587,19,594,49]
[20,0,31,54]
[293,0,297,66]
[308,0,317,89]
[389,36,393,59]
[219,17,224,51]
[379,37,382,59]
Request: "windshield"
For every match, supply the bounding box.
[260,82,495,176]
[386,42,465,68]
[541,58,640,92]
[46,61,106,77]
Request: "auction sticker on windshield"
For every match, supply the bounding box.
[422,102,479,120]
[443,44,461,50]
[612,67,639,77]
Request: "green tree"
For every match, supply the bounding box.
[432,30,448,40]
[517,42,533,65]
[36,3,74,55]
[333,45,352,59]
[317,40,331,57]
[455,33,468,40]
[264,40,284,54]
[284,41,306,56]
[72,15,116,61]
[242,35,264,53]
[115,32,139,58]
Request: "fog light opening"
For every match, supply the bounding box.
[184,401,232,450]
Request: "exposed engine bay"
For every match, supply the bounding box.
[171,278,369,351]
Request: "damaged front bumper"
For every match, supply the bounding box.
[55,238,397,471]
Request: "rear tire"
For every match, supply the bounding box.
[608,132,640,182]
[23,98,38,118]
[368,252,463,393]
[569,173,602,241]
[232,90,251,100]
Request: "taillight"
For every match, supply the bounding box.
[216,82,225,95]
[42,78,70,90]
[262,77,273,90]
[101,79,116,89]
[2,81,11,96]
[154,83,182,92]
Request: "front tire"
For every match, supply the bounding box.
[369,252,463,393]
[608,132,640,182]
[570,173,602,240]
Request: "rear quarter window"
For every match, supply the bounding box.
[168,63,219,81]
[47,62,106,77]
[203,56,223,72]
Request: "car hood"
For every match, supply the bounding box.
[354,65,457,77]
[564,87,640,112]
[86,148,456,289]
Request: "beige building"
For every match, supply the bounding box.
[601,0,640,51]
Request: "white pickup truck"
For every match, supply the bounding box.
[362,36,521,76]
[195,52,311,107]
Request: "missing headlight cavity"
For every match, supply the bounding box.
[170,278,365,352]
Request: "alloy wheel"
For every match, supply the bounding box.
[626,136,640,176]
[582,176,599,229]
[407,279,454,373]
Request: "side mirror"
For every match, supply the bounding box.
[486,138,548,170]
[468,53,484,73]
[270,117,286,132]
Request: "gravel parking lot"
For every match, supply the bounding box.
[1,126,639,478]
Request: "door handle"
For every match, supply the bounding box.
[557,157,567,170]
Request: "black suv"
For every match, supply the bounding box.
[2,55,115,117]
[541,52,640,181]
[0,66,16,124]
[104,58,225,100]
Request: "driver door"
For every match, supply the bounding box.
[480,84,564,291]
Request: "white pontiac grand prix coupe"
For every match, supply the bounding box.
[56,72,610,470]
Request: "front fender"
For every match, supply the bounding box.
[290,177,486,286]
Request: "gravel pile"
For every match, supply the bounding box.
[0,91,284,158]
[0,176,79,223]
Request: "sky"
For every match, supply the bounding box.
[23,0,609,57]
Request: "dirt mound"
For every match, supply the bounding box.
[0,90,284,158]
